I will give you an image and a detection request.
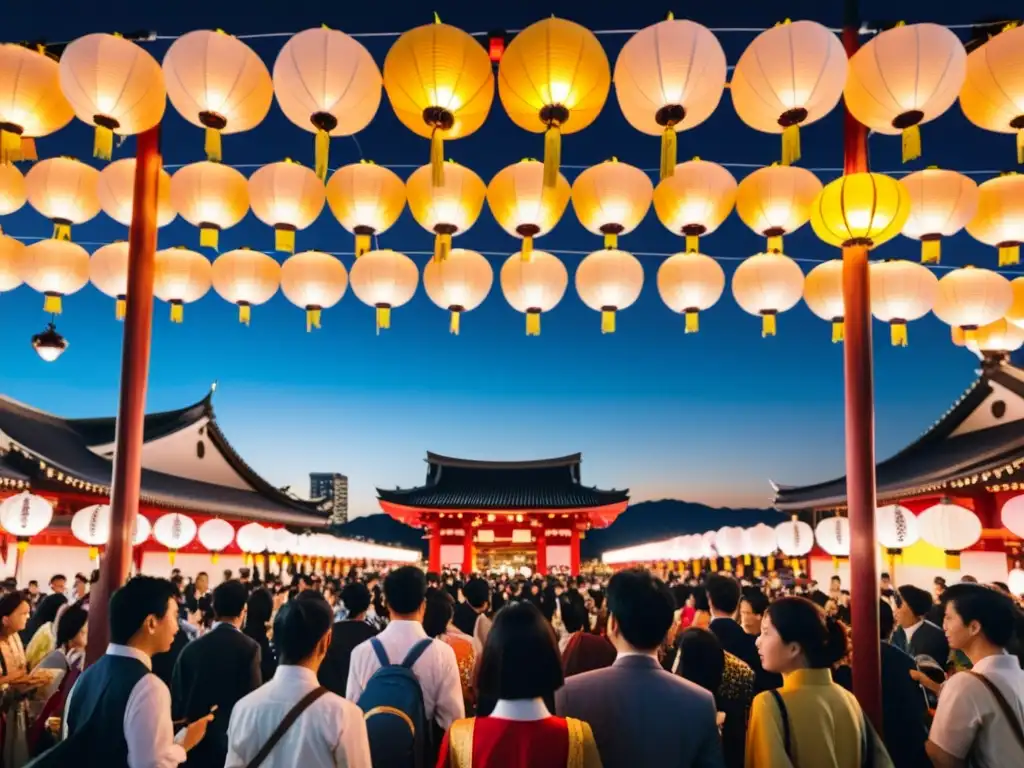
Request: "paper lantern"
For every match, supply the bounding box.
[274,27,381,180]
[170,161,249,250]
[501,250,569,336]
[133,515,151,546]
[656,251,725,333]
[899,168,979,264]
[89,241,130,319]
[653,158,736,252]
[933,266,1013,341]
[326,162,406,257]
[775,519,814,570]
[0,44,74,163]
[0,235,24,294]
[0,164,26,215]
[815,516,850,558]
[803,260,845,342]
[571,160,653,250]
[876,504,920,552]
[153,512,198,564]
[812,173,910,249]
[211,248,281,325]
[197,518,235,562]
[25,157,100,241]
[715,526,745,569]
[236,522,269,555]
[20,239,89,313]
[384,19,493,186]
[406,162,486,262]
[1003,495,1024,539]
[163,30,272,162]
[700,530,718,562]
[731,21,847,165]
[967,318,1024,355]
[731,251,804,337]
[965,173,1024,267]
[281,250,348,331]
[266,527,298,556]
[349,249,419,332]
[71,504,110,559]
[498,18,610,187]
[614,17,727,179]
[97,158,176,228]
[1008,278,1024,330]
[743,524,778,557]
[486,159,570,260]
[0,492,53,549]
[959,24,1024,164]
[1009,569,1024,597]
[153,247,212,323]
[918,499,982,566]
[58,33,165,160]
[870,259,938,346]
[575,249,644,334]
[735,165,822,252]
[247,160,325,253]
[423,248,493,334]
[845,23,965,162]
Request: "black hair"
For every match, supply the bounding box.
[897,584,933,618]
[991,581,1010,594]
[423,589,455,638]
[384,566,426,615]
[56,605,89,647]
[880,572,890,580]
[109,576,178,645]
[676,627,725,694]
[340,582,371,617]
[560,596,587,634]
[706,574,742,614]
[212,580,248,620]
[766,596,847,669]
[273,598,333,664]
[27,593,67,639]
[0,591,27,621]
[741,590,770,617]
[463,577,490,610]
[28,580,38,587]
[196,571,208,580]
[73,573,87,583]
[830,575,841,583]
[942,583,1019,648]
[692,587,710,612]
[606,568,675,651]
[243,587,274,640]
[50,574,66,585]
[879,599,895,641]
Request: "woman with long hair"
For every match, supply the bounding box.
[0,592,50,766]
[21,595,67,671]
[28,605,88,755]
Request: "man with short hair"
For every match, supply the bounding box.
[453,577,492,656]
[705,573,780,692]
[892,584,949,665]
[318,582,377,696]
[49,574,67,596]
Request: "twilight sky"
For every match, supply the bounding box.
[2,0,1021,518]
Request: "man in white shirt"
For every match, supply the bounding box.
[226,594,372,768]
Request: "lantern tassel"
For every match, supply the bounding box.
[945,552,960,570]
[19,137,36,162]
[0,129,21,164]
[921,238,941,264]
[891,321,908,347]
[355,233,372,257]
[170,302,184,323]
[768,556,775,571]
[205,127,222,162]
[315,129,330,182]
[521,235,533,262]
[901,125,921,163]
[767,235,783,253]
[449,309,460,335]
[376,305,391,332]
[434,232,452,262]
[761,313,776,337]
[685,234,699,253]
[199,225,219,250]
[93,125,113,161]
[963,326,978,343]
[238,303,251,325]
[53,222,71,241]
[275,226,296,253]
[601,309,616,334]
[999,244,1020,267]
[685,310,699,334]
[526,311,541,336]
[211,552,219,564]
[781,124,801,166]
[603,232,618,249]
[43,293,62,314]
[660,126,677,181]
[832,556,840,571]
[88,546,98,561]
[306,307,321,332]
[115,297,126,321]
[832,319,844,343]
[430,129,444,187]
[543,125,561,189]
[790,558,799,572]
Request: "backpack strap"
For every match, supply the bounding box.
[768,690,791,760]
[966,671,1024,753]
[370,638,391,668]
[245,687,328,768]
[448,718,475,768]
[401,638,433,670]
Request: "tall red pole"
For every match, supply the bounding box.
[428,520,441,573]
[569,527,581,577]
[535,527,547,576]
[86,127,161,664]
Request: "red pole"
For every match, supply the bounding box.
[428,520,441,573]
[461,527,474,576]
[570,527,581,577]
[536,527,547,576]
[86,127,161,664]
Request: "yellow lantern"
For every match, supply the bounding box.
[280,250,348,331]
[967,317,1024,355]
[248,160,325,253]
[900,168,979,264]
[731,251,805,337]
[25,157,100,241]
[20,239,89,313]
[571,159,653,250]
[486,159,570,261]
[274,27,381,181]
[656,251,725,333]
[500,250,568,336]
[498,18,610,188]
[97,158,176,227]
[932,266,1013,341]
[653,158,736,252]
[406,161,485,262]
[869,260,938,346]
[0,234,25,293]
[735,165,821,252]
[811,173,910,249]
[0,164,26,215]
[965,172,1024,267]
[211,248,281,324]
[89,241,130,319]
[384,18,493,186]
[326,162,406,257]
[153,247,213,323]
[0,44,74,164]
[802,260,846,342]
[423,248,494,334]
[575,249,644,333]
[614,16,726,179]
[1008,277,1024,331]
[959,24,1024,164]
[58,33,165,160]
[170,161,250,250]
[349,249,419,332]
[731,21,847,166]
[844,23,966,162]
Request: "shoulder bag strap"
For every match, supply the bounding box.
[401,638,433,669]
[448,718,475,768]
[370,638,391,668]
[245,687,329,768]
[966,671,1024,753]
[768,690,791,760]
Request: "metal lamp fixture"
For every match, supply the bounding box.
[31,321,68,362]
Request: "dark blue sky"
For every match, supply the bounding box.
[2,0,1021,517]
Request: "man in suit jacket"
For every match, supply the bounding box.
[705,574,782,693]
[892,584,949,666]
[318,581,377,696]
[556,569,724,768]
[171,579,262,768]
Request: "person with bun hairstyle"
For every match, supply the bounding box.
[745,596,893,768]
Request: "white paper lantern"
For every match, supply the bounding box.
[133,515,151,547]
[1009,568,1024,597]
[775,518,814,557]
[152,512,198,564]
[743,524,778,557]
[71,504,110,559]
[197,518,235,561]
[0,492,54,548]
[814,516,850,557]
[700,530,718,560]
[235,522,268,564]
[715,526,745,568]
[875,504,921,551]
[1001,495,1024,539]
[918,500,982,562]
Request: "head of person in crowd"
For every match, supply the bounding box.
[0,591,30,638]
[706,573,742,619]
[27,580,39,597]
[739,590,770,636]
[879,598,895,642]
[426,571,440,589]
[194,572,209,595]
[423,589,456,639]
[384,566,427,621]
[73,573,89,599]
[691,586,710,613]
[561,596,588,635]
[960,574,978,584]
[941,583,1019,661]
[273,596,333,671]
[25,592,68,641]
[243,587,274,638]
[296,573,314,593]
[340,582,371,621]
[880,572,893,594]
[212,580,248,627]
[49,574,67,596]
[109,576,180,657]
[757,596,847,675]
[606,568,675,655]
[933,576,947,602]
[463,577,490,613]
[895,584,933,628]
[55,604,89,652]
[676,627,726,694]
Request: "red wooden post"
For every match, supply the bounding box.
[86,127,161,664]
[570,527,581,577]
[461,526,474,576]
[536,527,547,576]
[428,520,441,572]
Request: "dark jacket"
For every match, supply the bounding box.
[892,619,949,667]
[318,620,377,696]
[708,617,782,693]
[452,603,480,638]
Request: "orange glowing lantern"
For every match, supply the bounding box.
[97,158,176,228]
[965,172,1024,267]
[486,159,570,261]
[869,259,938,347]
[280,250,348,332]
[500,250,569,336]
[575,249,644,334]
[406,161,486,262]
[20,238,90,313]
[653,158,736,252]
[25,157,100,241]
[423,248,494,334]
[326,162,406,257]
[571,159,653,250]
[349,249,419,332]
[247,160,325,253]
[802,260,846,342]
[153,247,213,323]
[0,43,73,163]
[89,241,130,319]
[735,165,821,253]
[656,251,725,333]
[731,251,805,337]
[211,248,281,325]
[899,168,978,264]
[170,161,249,250]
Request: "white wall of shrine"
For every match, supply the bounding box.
[808,550,1010,592]
[439,543,572,570]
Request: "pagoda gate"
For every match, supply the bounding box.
[378,452,629,576]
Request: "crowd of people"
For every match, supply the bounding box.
[0,562,1020,767]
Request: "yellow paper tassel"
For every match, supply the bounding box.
[685,234,699,253]
[88,546,98,561]
[660,126,677,181]
[921,238,941,264]
[43,293,62,314]
[15,539,26,554]
[601,309,616,334]
[754,559,764,577]
[168,550,177,566]
[115,297,126,321]
[1018,129,1023,165]
[376,305,391,332]
[275,226,296,253]
[543,125,561,188]
[315,129,330,182]
[767,235,783,253]
[710,559,718,573]
[761,313,777,337]
[434,232,452,262]
[832,319,844,343]
[832,556,840,571]
[693,561,701,577]
[238,303,251,325]
[944,552,960,570]
[19,137,36,162]
[999,243,1020,267]
[768,556,775,571]
[521,235,533,261]
[449,309,460,335]
[53,222,71,241]
[355,233,371,257]
[0,129,21,164]
[93,125,113,161]
[200,225,219,249]
[902,124,921,163]
[306,307,322,332]
[170,302,184,323]
[205,127,222,162]
[963,326,978,343]
[211,552,220,564]
[790,558,799,572]
[526,311,541,336]
[685,310,699,333]
[724,556,732,571]
[744,554,751,565]
[890,321,908,347]
[781,123,801,166]
[603,232,618,249]
[282,555,291,570]
[430,129,444,187]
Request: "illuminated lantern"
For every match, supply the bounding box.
[1010,569,1024,597]
[406,161,486,262]
[743,523,778,557]
[170,161,249,250]
[133,515,151,546]
[0,43,73,163]
[89,241,130,319]
[349,249,419,332]
[0,165,26,215]
[1003,495,1024,539]
[197,518,235,563]
[153,512,198,565]
[98,158,176,228]
[715,526,745,570]
[280,250,348,331]
[500,250,568,336]
[236,522,269,565]
[326,162,405,257]
[20,239,89,313]
[423,248,493,334]
[266,528,299,567]
[803,259,845,342]
[498,18,610,187]
[575,249,643,334]
[211,247,281,325]
[71,504,109,560]
[0,235,25,294]
[274,27,381,181]
[25,157,100,241]
[900,168,978,264]
[736,165,822,253]
[959,24,1024,164]
[58,33,165,160]
[845,23,965,162]
[731,21,847,165]
[384,18,493,186]
[812,173,910,250]
[876,504,920,554]
[967,318,1024,355]
[932,266,1013,342]
[0,492,53,551]
[815,516,850,568]
[965,173,1024,267]
[653,158,736,252]
[918,499,982,568]
[153,247,213,323]
[731,251,804,337]
[1009,278,1024,330]
[163,30,272,162]
[656,251,725,333]
[614,16,726,179]
[486,159,570,260]
[572,159,653,250]
[869,259,938,346]
[775,518,813,570]
[247,160,325,253]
